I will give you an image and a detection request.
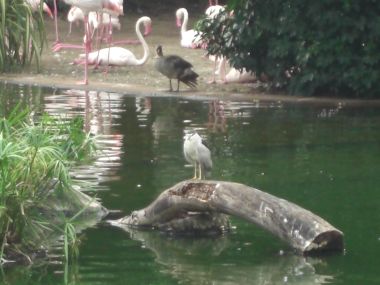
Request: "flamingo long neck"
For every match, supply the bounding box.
[135,18,149,65]
[180,9,189,34]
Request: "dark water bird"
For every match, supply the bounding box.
[183,131,212,179]
[155,45,199,91]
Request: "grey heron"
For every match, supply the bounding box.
[183,132,212,179]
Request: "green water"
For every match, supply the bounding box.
[1,83,380,284]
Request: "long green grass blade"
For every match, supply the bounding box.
[0,0,46,71]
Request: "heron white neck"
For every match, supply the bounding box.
[135,17,150,65]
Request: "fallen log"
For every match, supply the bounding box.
[113,180,344,254]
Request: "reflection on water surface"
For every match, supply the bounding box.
[1,82,380,285]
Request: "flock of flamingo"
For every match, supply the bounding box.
[26,0,256,89]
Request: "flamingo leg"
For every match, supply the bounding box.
[94,13,102,69]
[105,14,113,74]
[53,42,84,52]
[206,56,227,84]
[93,13,112,74]
[96,12,103,48]
[218,57,227,83]
[80,15,91,85]
[107,14,113,45]
[68,22,73,35]
[53,0,59,44]
[213,57,218,83]
[208,56,218,84]
[90,20,98,45]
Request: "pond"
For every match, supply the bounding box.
[1,82,380,285]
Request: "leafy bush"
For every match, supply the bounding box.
[0,0,46,72]
[197,0,380,97]
[0,107,96,262]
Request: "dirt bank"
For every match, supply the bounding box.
[2,10,380,107]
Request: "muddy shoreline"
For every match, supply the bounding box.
[2,11,380,108]
[3,74,380,108]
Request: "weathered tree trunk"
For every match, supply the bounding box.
[114,180,344,254]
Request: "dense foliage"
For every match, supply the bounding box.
[198,0,380,97]
[0,107,96,262]
[0,0,46,72]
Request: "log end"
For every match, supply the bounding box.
[304,230,344,254]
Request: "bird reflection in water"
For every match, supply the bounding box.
[207,100,227,133]
[114,226,335,285]
[46,89,124,183]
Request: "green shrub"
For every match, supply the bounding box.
[0,0,46,72]
[198,0,380,97]
[0,107,96,261]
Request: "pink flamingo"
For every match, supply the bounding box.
[90,7,120,46]
[73,16,152,68]
[89,11,121,42]
[53,0,122,43]
[210,57,256,83]
[206,55,225,83]
[52,0,123,85]
[67,7,122,47]
[208,0,219,6]
[67,6,85,35]
[203,5,226,83]
[53,0,60,43]
[88,11,143,49]
[224,67,256,83]
[175,8,205,49]
[25,0,54,18]
[205,4,225,18]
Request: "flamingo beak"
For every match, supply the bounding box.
[43,3,54,19]
[144,23,152,37]
[176,17,181,28]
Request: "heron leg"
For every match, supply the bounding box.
[176,80,180,92]
[169,79,173,91]
[192,165,197,179]
[198,164,203,180]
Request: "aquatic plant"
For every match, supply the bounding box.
[0,106,96,263]
[0,0,46,72]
